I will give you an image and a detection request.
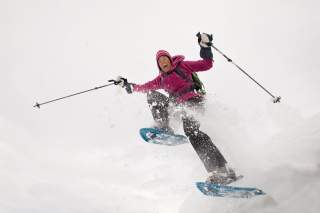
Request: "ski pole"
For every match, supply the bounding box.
[211,44,281,103]
[33,80,120,109]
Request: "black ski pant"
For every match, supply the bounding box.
[147,91,227,173]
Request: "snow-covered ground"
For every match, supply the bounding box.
[1,96,320,213]
[1,0,320,212]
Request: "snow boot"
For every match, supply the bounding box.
[205,166,238,185]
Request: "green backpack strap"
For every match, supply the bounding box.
[191,72,206,95]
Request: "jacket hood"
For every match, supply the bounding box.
[156,50,185,72]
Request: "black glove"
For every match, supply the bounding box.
[115,76,134,94]
[196,32,213,60]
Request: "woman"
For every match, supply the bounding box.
[117,33,237,184]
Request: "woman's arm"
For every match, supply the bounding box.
[183,58,213,72]
[183,33,214,73]
[133,76,162,93]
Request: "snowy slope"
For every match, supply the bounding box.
[1,96,320,212]
[180,105,320,213]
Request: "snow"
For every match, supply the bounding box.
[1,95,320,212]
[1,0,320,212]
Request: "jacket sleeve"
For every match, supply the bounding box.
[182,58,213,73]
[133,76,162,93]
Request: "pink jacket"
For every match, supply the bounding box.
[133,53,213,103]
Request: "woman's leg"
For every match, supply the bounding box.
[147,91,172,132]
[182,115,227,173]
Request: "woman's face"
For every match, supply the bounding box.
[158,56,172,72]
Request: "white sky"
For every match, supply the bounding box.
[1,0,320,123]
